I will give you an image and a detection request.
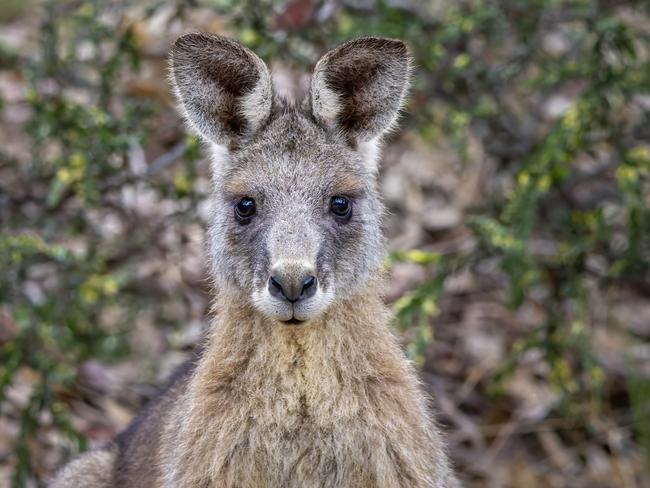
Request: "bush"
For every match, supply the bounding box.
[1,0,649,485]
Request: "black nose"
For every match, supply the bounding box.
[269,274,317,303]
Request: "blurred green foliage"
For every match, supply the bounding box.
[1,0,650,485]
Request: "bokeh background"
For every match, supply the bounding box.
[1,0,650,486]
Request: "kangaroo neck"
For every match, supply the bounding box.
[198,278,408,402]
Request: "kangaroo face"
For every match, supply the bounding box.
[208,115,383,323]
[171,34,410,323]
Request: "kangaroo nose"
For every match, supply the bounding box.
[269,274,317,303]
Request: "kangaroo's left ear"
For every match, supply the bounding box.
[309,37,411,145]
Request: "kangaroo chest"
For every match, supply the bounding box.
[168,348,421,488]
[211,413,379,488]
[211,363,380,486]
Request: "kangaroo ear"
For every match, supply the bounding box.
[171,33,273,148]
[310,37,410,144]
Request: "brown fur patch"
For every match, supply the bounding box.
[224,175,254,198]
[332,170,366,196]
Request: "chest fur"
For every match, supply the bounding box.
[171,376,418,488]
[162,317,436,487]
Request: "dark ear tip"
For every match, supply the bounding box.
[172,33,206,63]
[171,32,241,57]
[340,36,408,55]
[173,32,209,50]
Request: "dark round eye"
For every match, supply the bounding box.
[330,195,352,218]
[235,197,256,220]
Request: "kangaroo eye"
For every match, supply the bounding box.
[235,197,256,221]
[330,196,352,219]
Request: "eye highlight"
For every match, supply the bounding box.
[235,197,256,222]
[330,195,352,220]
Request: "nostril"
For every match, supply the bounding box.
[268,274,317,303]
[269,276,285,300]
[301,275,317,300]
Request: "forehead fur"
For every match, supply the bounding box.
[222,107,372,197]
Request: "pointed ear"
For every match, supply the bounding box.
[310,37,410,144]
[170,33,273,148]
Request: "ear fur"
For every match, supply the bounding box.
[170,33,273,148]
[310,37,411,144]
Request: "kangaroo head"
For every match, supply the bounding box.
[171,34,410,324]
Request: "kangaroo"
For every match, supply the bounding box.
[51,34,459,488]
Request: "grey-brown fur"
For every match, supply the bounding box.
[50,34,459,487]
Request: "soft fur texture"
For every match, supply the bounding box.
[51,34,459,487]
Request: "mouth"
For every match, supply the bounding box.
[281,317,306,325]
[252,283,334,326]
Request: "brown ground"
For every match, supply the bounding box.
[0,2,648,487]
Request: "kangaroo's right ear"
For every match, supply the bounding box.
[170,33,273,148]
